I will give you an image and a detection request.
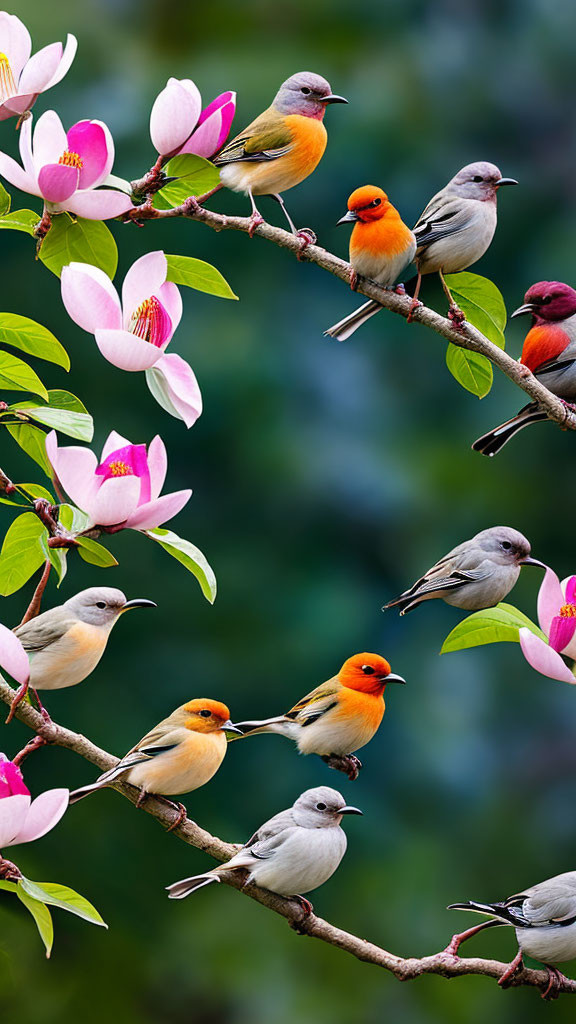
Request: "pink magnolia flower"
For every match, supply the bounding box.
[0,753,68,850]
[150,78,235,160]
[60,251,202,428]
[0,12,77,121]
[45,430,192,530]
[519,568,576,684]
[0,110,133,219]
[0,622,29,688]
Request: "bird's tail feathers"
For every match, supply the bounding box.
[324,300,382,341]
[166,873,220,899]
[69,764,127,804]
[472,403,547,457]
[382,593,422,615]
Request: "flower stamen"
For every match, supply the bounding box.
[0,53,17,102]
[58,150,83,169]
[129,296,171,348]
[106,460,133,477]
[560,603,576,618]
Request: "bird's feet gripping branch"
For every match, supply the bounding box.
[321,752,363,781]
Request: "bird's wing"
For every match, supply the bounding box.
[14,613,76,652]
[214,108,294,166]
[113,725,185,772]
[519,873,576,927]
[397,563,492,602]
[413,195,475,248]
[243,809,296,853]
[284,678,341,726]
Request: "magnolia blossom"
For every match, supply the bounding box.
[0,622,29,687]
[0,110,133,219]
[60,251,202,427]
[150,78,235,160]
[46,430,191,530]
[0,754,68,850]
[519,568,576,683]
[0,12,77,121]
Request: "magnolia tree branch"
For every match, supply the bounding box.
[125,196,576,433]
[0,678,573,998]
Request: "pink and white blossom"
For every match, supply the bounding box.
[45,430,192,531]
[519,568,576,684]
[0,623,29,687]
[0,754,68,850]
[150,78,235,160]
[0,12,77,121]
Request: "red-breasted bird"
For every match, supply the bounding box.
[232,653,405,780]
[324,185,417,341]
[473,282,576,456]
[214,72,347,236]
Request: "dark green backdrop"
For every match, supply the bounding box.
[1,0,576,1021]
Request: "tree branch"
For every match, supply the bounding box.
[0,677,573,998]
[125,196,576,433]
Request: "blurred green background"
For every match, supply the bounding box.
[1,0,576,1020]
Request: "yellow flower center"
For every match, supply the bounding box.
[58,150,83,169]
[560,603,576,618]
[0,53,17,102]
[106,460,133,477]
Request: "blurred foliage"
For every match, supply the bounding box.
[1,0,576,1021]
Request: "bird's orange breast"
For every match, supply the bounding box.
[334,687,385,733]
[521,324,570,372]
[350,215,414,261]
[283,114,328,181]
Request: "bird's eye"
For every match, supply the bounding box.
[361,664,375,674]
[472,175,484,183]
[370,198,382,207]
[199,709,212,718]
[316,802,327,810]
[501,541,512,551]
[96,601,106,609]
[539,296,552,304]
[300,87,311,95]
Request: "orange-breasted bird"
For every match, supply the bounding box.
[214,72,347,237]
[325,185,417,340]
[232,653,405,780]
[70,698,241,826]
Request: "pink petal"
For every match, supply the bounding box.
[125,489,192,531]
[67,120,110,189]
[101,431,132,461]
[563,576,576,604]
[519,627,576,684]
[32,109,67,169]
[86,475,141,528]
[157,281,182,338]
[38,161,79,202]
[0,755,30,798]
[0,149,37,194]
[180,110,224,159]
[537,566,564,636]
[0,794,30,847]
[549,615,576,655]
[13,788,69,844]
[147,435,167,501]
[43,34,77,89]
[45,431,99,511]
[0,14,31,80]
[0,623,30,686]
[122,251,168,324]
[150,77,202,156]
[1,92,37,117]
[19,111,34,177]
[17,41,63,94]
[198,91,236,126]
[94,328,163,371]
[214,98,236,151]
[61,263,122,334]
[150,353,203,428]
[62,188,134,220]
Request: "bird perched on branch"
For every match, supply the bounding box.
[448,871,576,999]
[167,785,362,912]
[324,185,416,341]
[214,72,347,238]
[383,527,544,615]
[70,698,241,827]
[231,653,405,780]
[473,282,576,456]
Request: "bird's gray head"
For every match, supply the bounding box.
[292,786,362,828]
[473,527,543,568]
[63,588,156,628]
[445,162,518,201]
[273,72,347,119]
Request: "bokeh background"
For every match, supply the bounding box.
[1,0,576,1021]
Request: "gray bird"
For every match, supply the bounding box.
[166,786,362,910]
[383,527,544,615]
[449,871,576,998]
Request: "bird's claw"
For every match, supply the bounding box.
[295,228,316,259]
[289,893,314,932]
[349,269,358,292]
[406,297,423,324]
[165,801,188,832]
[321,753,362,781]
[541,965,567,1000]
[5,679,29,724]
[498,950,524,988]
[447,304,466,330]
[393,282,407,296]
[248,212,264,238]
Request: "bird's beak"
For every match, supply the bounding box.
[495,177,518,187]
[122,598,157,611]
[320,94,348,104]
[511,302,535,319]
[337,209,359,225]
[220,720,243,735]
[519,556,546,568]
[385,673,406,685]
[339,806,363,815]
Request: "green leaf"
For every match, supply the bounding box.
[19,483,54,502]
[39,533,67,586]
[441,602,546,654]
[59,503,90,533]
[0,182,10,215]
[11,389,93,441]
[38,215,118,279]
[16,887,54,958]
[445,344,493,398]
[152,155,220,211]
[165,255,238,300]
[443,272,507,348]
[0,209,39,234]
[6,423,52,476]
[0,351,48,400]
[0,313,69,369]
[146,527,216,603]
[76,536,118,567]
[0,512,45,595]
[19,878,107,929]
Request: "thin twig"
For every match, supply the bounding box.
[18,560,52,625]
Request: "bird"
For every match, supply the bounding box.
[166,785,362,913]
[70,698,241,827]
[213,72,347,237]
[383,527,544,615]
[473,282,576,456]
[230,653,405,780]
[448,871,576,999]
[7,587,156,721]
[324,185,417,341]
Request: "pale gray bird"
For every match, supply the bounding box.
[383,527,544,615]
[166,786,362,909]
[449,871,576,998]
[326,161,517,340]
